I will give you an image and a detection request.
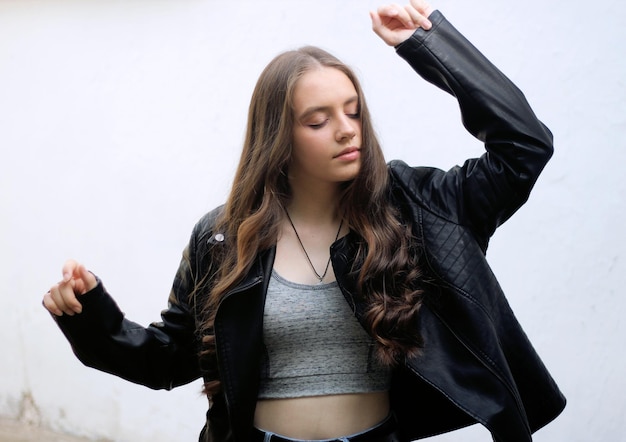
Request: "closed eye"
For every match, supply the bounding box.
[308,119,329,129]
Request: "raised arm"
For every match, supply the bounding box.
[373,2,553,244]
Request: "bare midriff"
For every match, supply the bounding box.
[254,391,390,439]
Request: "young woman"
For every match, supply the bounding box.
[43,1,566,441]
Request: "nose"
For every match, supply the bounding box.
[336,115,357,142]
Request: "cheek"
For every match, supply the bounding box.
[293,147,321,171]
[293,132,325,161]
[355,120,363,137]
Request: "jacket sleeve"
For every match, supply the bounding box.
[392,11,553,246]
[54,226,204,390]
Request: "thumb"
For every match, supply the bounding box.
[77,264,98,292]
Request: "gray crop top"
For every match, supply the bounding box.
[258,271,391,399]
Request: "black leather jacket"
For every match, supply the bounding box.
[56,11,565,442]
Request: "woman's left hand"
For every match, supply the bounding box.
[370,0,435,47]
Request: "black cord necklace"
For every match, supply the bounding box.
[284,211,343,284]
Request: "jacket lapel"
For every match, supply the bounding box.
[213,247,275,441]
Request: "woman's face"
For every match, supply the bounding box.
[289,67,362,188]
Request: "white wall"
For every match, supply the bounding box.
[1,0,624,440]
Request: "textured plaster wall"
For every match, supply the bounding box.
[1,0,624,440]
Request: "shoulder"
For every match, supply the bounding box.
[388,160,445,201]
[176,205,228,288]
[389,160,439,181]
[191,205,225,241]
[388,160,468,229]
[185,205,228,263]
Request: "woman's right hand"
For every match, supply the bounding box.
[42,259,98,316]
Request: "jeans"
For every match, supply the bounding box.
[251,413,399,442]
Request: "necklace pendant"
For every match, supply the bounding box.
[283,209,343,286]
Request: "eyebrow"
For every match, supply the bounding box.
[297,96,359,121]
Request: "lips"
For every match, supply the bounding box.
[334,147,360,159]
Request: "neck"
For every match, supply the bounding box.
[287,180,343,226]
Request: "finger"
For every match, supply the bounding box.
[371,6,417,46]
[77,264,98,293]
[370,10,388,40]
[42,291,63,316]
[62,280,83,313]
[370,9,381,28]
[379,3,416,29]
[48,284,73,316]
[50,281,83,315]
[404,4,432,30]
[62,259,80,282]
[409,0,434,14]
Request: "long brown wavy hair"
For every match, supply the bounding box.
[198,46,425,398]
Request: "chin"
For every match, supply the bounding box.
[335,171,360,184]
[346,163,362,181]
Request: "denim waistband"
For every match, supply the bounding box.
[251,412,399,442]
